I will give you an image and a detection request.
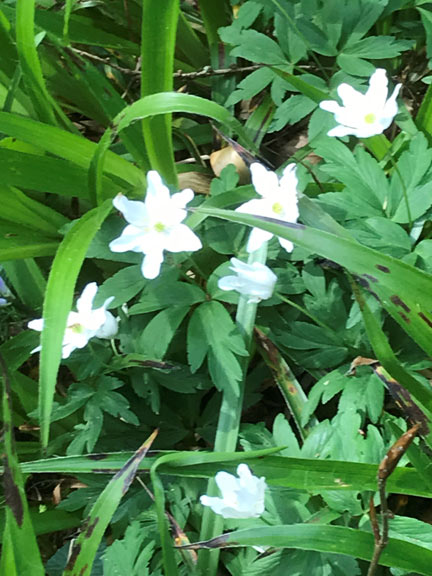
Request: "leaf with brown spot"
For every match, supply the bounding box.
[63,429,158,576]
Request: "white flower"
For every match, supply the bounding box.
[200,463,267,519]
[236,163,299,254]
[319,68,401,138]
[28,283,118,359]
[218,258,277,303]
[109,171,202,279]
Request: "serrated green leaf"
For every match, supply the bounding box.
[187,301,248,393]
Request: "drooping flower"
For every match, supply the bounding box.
[319,68,401,138]
[109,171,202,279]
[200,463,267,519]
[28,283,118,359]
[236,163,299,254]
[218,258,277,303]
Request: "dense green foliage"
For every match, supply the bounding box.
[2,1,432,575]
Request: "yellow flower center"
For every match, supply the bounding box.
[364,113,376,124]
[272,202,283,215]
[70,323,84,334]
[155,222,165,232]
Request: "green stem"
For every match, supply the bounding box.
[276,293,331,331]
[197,243,268,575]
[389,155,412,229]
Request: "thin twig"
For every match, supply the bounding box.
[68,49,265,79]
[367,424,420,576]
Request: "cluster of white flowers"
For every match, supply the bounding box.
[27,67,400,523]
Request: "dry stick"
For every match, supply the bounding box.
[367,424,420,576]
[68,49,264,79]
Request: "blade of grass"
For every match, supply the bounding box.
[195,207,432,362]
[13,452,431,497]
[0,352,44,576]
[15,0,57,124]
[141,1,179,185]
[185,524,432,575]
[0,112,144,189]
[2,259,45,310]
[38,200,112,449]
[63,430,158,576]
[114,92,258,153]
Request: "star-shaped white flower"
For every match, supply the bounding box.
[28,283,118,359]
[319,68,401,138]
[200,464,267,519]
[218,258,277,303]
[236,163,299,254]
[109,171,202,279]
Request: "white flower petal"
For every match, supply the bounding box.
[319,100,341,114]
[337,83,366,109]
[215,471,240,495]
[28,318,44,332]
[163,224,202,253]
[278,237,295,253]
[109,225,144,253]
[141,251,164,279]
[365,68,388,110]
[250,163,279,198]
[113,194,148,227]
[145,171,171,212]
[171,188,194,209]
[76,283,98,316]
[246,228,273,253]
[327,124,358,138]
[218,275,241,292]
[95,312,118,339]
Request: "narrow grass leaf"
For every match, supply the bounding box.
[0,112,144,190]
[187,524,432,575]
[38,201,112,448]
[0,353,44,576]
[63,430,157,576]
[141,1,179,184]
[114,92,258,153]
[196,208,432,359]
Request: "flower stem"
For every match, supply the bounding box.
[197,243,268,575]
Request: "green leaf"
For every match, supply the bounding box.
[141,1,179,184]
[0,148,91,198]
[114,92,258,153]
[103,522,154,576]
[15,452,432,498]
[187,301,248,394]
[139,306,190,359]
[343,36,412,58]
[195,524,432,575]
[0,111,143,190]
[0,354,44,576]
[38,201,112,448]
[15,0,57,124]
[63,432,157,576]
[228,29,287,65]
[129,274,205,314]
[95,265,146,309]
[0,184,67,236]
